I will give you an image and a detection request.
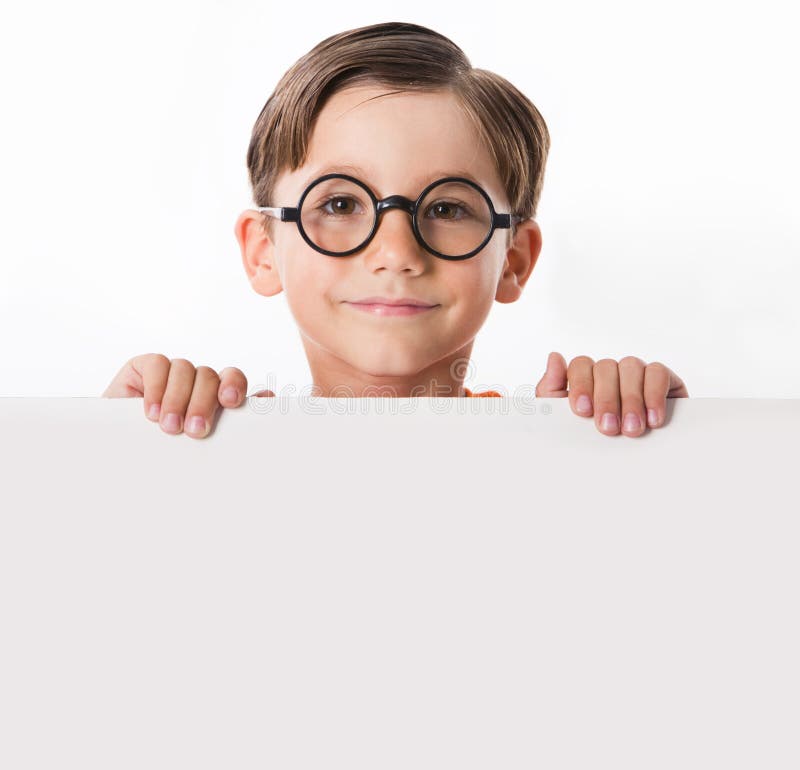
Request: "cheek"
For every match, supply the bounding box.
[441,257,504,334]
[447,258,500,303]
[281,252,341,319]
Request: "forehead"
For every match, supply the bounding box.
[278,85,506,206]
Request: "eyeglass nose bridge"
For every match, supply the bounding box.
[370,195,430,256]
[375,195,416,219]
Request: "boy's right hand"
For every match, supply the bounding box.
[101,353,275,438]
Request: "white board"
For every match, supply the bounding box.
[1,396,798,769]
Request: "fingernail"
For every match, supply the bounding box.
[222,387,239,403]
[623,412,641,433]
[576,394,592,414]
[647,408,659,427]
[601,413,619,432]
[162,413,181,433]
[186,416,206,435]
[148,403,160,420]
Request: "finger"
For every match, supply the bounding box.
[535,351,569,397]
[566,355,595,416]
[101,353,156,399]
[217,367,249,407]
[667,370,689,398]
[101,366,142,398]
[643,362,689,428]
[250,389,276,397]
[136,354,172,421]
[593,358,621,435]
[184,366,223,439]
[617,356,647,436]
[158,359,197,434]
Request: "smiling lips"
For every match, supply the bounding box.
[346,296,440,317]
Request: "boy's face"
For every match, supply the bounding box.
[235,85,541,395]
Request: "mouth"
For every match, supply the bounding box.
[344,295,440,317]
[345,302,439,316]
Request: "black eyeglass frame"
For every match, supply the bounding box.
[253,173,524,261]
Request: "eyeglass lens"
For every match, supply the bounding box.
[299,177,493,257]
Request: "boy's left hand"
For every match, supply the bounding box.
[535,352,689,437]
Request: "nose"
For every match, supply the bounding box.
[363,205,428,273]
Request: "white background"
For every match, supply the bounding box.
[1,0,798,397]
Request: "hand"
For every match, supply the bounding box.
[534,352,689,437]
[101,353,275,439]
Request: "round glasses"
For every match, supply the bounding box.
[254,173,523,261]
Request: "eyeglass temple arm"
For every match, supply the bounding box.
[253,206,299,223]
[497,213,527,228]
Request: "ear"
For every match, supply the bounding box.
[233,210,283,297]
[495,219,542,304]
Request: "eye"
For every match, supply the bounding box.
[424,200,471,221]
[319,195,361,217]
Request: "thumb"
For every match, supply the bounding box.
[535,351,569,397]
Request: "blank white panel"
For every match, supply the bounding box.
[1,396,798,769]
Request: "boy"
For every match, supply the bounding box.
[103,21,688,438]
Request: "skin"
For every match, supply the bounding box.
[236,85,537,399]
[102,84,688,437]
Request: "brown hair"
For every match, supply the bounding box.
[246,21,550,247]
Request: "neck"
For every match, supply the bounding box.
[299,334,475,398]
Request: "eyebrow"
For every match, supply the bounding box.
[301,163,488,194]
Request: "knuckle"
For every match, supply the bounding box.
[592,360,620,386]
[164,360,197,392]
[188,380,223,416]
[593,372,619,390]
[567,357,594,386]
[594,357,618,368]
[621,391,645,407]
[144,353,171,371]
[159,399,186,416]
[569,381,593,397]
[619,355,644,368]
[195,365,220,380]
[594,400,619,416]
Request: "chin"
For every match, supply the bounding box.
[349,348,435,379]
